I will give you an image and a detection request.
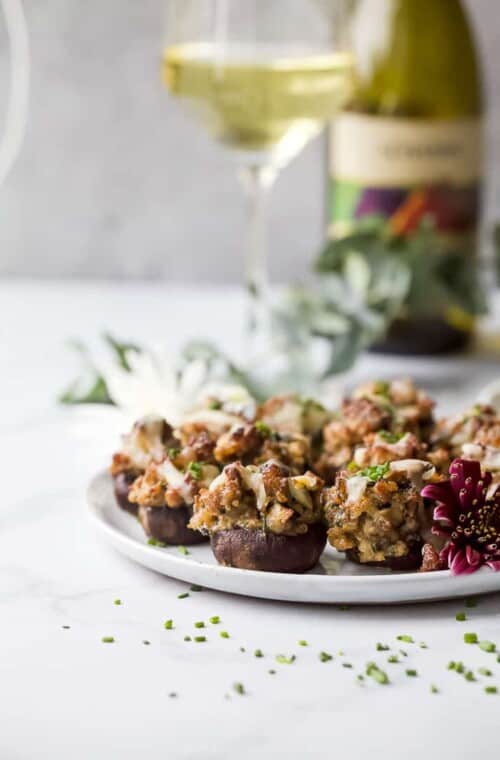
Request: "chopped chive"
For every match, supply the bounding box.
[455,662,465,674]
[455,612,467,621]
[220,631,230,639]
[240,647,246,653]
[387,655,399,664]
[465,670,476,682]
[342,663,353,669]
[268,669,276,675]
[376,643,389,652]
[356,674,364,682]
[430,684,439,694]
[465,598,477,608]
[276,654,296,665]
[147,538,166,547]
[366,662,389,685]
[337,650,345,656]
[233,682,245,695]
[479,640,496,653]
[447,661,456,670]
[194,636,206,643]
[298,640,308,647]
[164,619,174,630]
[478,667,493,677]
[419,642,428,649]
[184,636,191,642]
[142,640,150,645]
[396,635,414,643]
[113,599,122,606]
[319,651,333,663]
[399,649,408,657]
[62,625,70,630]
[485,686,498,694]
[254,649,263,658]
[194,621,205,629]
[177,592,189,599]
[101,636,115,643]
[406,669,418,677]
[464,632,478,644]
[209,616,220,625]
[190,585,203,592]
[178,545,190,556]
[339,605,350,611]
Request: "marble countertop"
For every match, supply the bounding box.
[2,279,500,760]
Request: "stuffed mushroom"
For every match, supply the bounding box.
[190,460,326,572]
[323,459,438,570]
[129,457,219,545]
[110,416,177,514]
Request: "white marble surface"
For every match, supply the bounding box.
[2,279,500,760]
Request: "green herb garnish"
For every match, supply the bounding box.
[194,636,206,643]
[143,640,150,645]
[479,640,496,653]
[168,447,180,459]
[148,538,166,547]
[298,640,308,647]
[113,599,122,606]
[178,545,190,556]
[342,663,353,669]
[255,420,272,437]
[465,670,476,682]
[376,643,389,651]
[164,619,174,630]
[220,631,230,639]
[319,652,333,663]
[455,612,467,622]
[101,636,115,643]
[366,662,389,685]
[478,667,493,677]
[184,636,191,642]
[396,635,414,643]
[268,669,276,675]
[233,682,245,695]
[187,461,203,480]
[209,616,220,625]
[208,399,222,410]
[430,684,439,694]
[358,462,391,482]
[177,592,189,599]
[387,655,399,664]
[378,430,403,444]
[62,625,70,630]
[485,686,498,694]
[464,632,478,644]
[194,621,205,629]
[465,598,478,608]
[254,649,264,658]
[406,669,418,677]
[190,585,203,592]
[276,654,296,665]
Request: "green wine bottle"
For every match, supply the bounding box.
[327,0,484,354]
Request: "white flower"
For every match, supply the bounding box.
[100,346,256,426]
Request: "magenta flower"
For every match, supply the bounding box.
[421,459,500,576]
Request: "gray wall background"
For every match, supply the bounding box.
[0,0,499,283]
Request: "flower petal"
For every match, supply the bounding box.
[486,560,500,572]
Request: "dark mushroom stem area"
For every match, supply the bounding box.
[210,523,326,573]
[113,472,139,516]
[139,505,208,546]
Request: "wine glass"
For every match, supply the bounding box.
[162,0,354,347]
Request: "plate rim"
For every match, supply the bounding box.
[87,470,500,603]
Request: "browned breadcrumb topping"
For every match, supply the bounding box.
[129,459,220,509]
[316,379,435,480]
[323,462,436,565]
[190,460,324,536]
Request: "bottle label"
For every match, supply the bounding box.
[328,114,482,238]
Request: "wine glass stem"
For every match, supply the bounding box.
[239,164,277,338]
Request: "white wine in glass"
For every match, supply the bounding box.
[162,1,354,342]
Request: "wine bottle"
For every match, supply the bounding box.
[326,0,484,354]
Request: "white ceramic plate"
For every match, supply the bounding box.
[88,471,500,604]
